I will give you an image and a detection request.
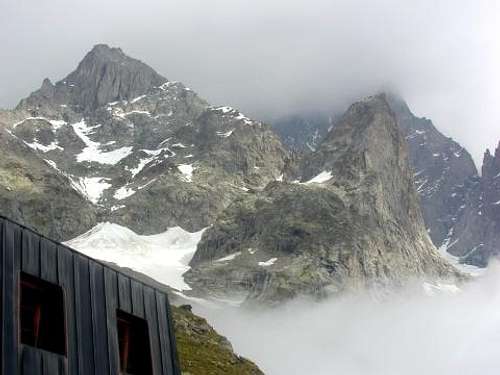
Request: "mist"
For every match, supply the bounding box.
[1,0,499,165]
[195,265,500,375]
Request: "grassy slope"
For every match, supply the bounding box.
[172,306,264,375]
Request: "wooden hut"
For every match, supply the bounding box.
[0,215,180,375]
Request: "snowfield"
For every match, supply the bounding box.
[66,222,205,290]
[72,120,133,165]
[71,177,112,204]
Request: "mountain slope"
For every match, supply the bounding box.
[0,122,97,240]
[173,305,263,375]
[186,95,461,303]
[272,96,484,265]
[1,44,288,237]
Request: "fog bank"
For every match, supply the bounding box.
[197,265,500,375]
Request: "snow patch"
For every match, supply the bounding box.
[172,143,187,148]
[438,230,484,277]
[130,94,147,104]
[258,258,277,267]
[13,117,67,130]
[23,140,63,153]
[71,177,111,204]
[72,120,133,165]
[127,150,167,178]
[216,129,234,138]
[214,106,234,114]
[114,109,151,119]
[114,186,136,200]
[304,171,333,184]
[66,223,205,291]
[235,113,253,125]
[177,164,195,182]
[138,178,157,190]
[215,252,241,263]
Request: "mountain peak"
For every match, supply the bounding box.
[482,141,500,178]
[64,44,167,110]
[18,44,167,112]
[78,44,135,67]
[88,44,125,58]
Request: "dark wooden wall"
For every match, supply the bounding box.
[0,216,180,375]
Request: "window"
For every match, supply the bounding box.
[117,310,153,375]
[20,272,66,355]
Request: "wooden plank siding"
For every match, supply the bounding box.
[0,216,180,375]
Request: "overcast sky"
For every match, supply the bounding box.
[1,0,498,165]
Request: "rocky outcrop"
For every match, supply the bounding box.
[445,143,500,266]
[272,97,479,249]
[0,125,97,240]
[17,44,167,113]
[186,95,461,303]
[271,96,487,266]
[386,95,478,248]
[1,44,288,237]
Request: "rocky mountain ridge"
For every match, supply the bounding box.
[445,143,500,266]
[0,44,287,239]
[186,95,462,302]
[272,96,499,268]
[0,45,469,304]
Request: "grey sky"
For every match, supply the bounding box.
[1,0,498,165]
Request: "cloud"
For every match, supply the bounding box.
[0,0,499,164]
[196,264,500,375]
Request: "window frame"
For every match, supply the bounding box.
[116,309,154,375]
[18,271,68,356]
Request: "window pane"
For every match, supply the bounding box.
[117,309,153,375]
[20,272,66,355]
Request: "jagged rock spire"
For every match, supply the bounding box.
[17,44,167,112]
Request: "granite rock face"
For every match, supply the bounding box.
[17,44,167,113]
[446,144,500,266]
[386,95,478,248]
[272,96,498,267]
[186,95,461,303]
